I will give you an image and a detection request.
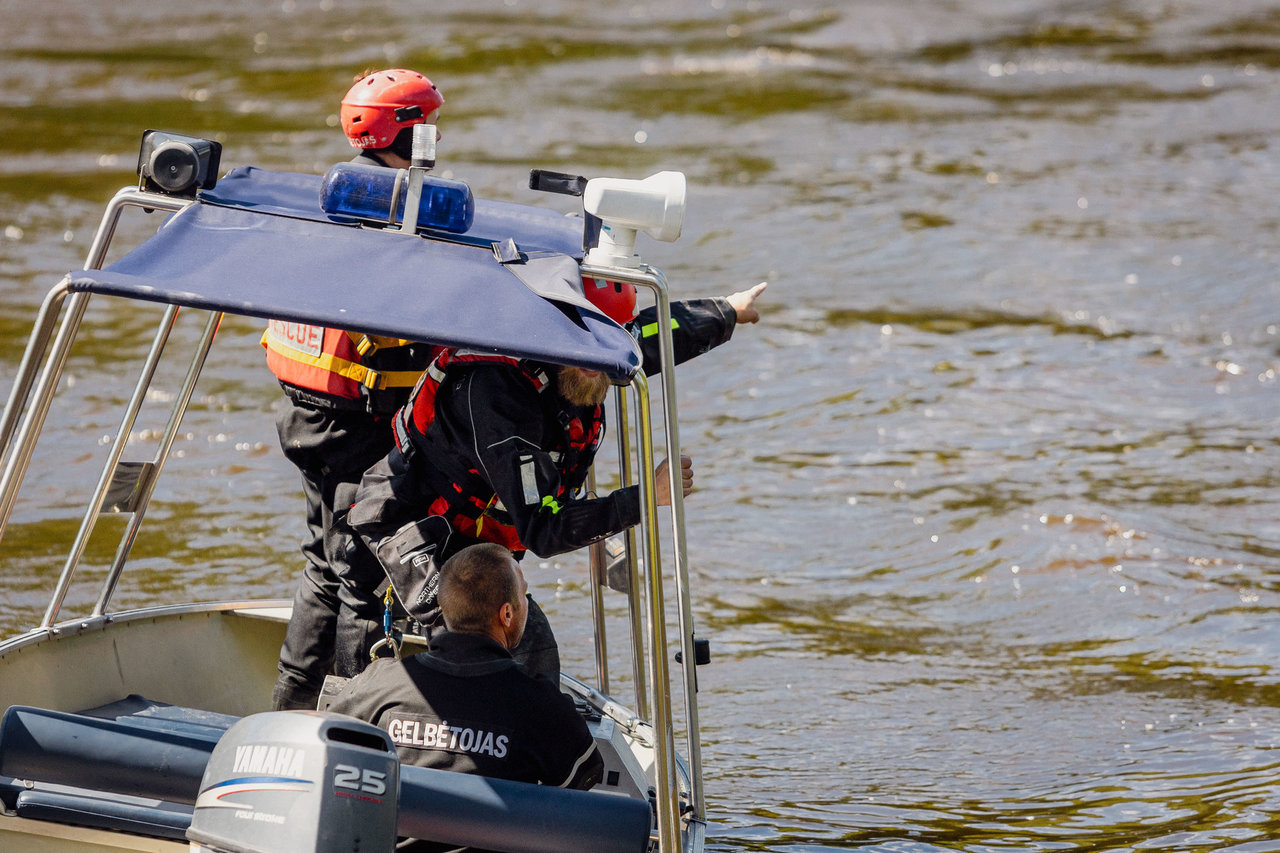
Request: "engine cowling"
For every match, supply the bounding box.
[187,711,398,853]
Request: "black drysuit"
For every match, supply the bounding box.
[344,297,739,678]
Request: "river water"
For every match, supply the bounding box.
[3,1,1280,850]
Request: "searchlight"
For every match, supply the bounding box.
[583,171,686,268]
[137,130,222,197]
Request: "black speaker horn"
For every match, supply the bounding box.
[137,130,222,197]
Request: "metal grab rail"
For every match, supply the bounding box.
[0,278,72,539]
[0,190,196,627]
[0,183,150,455]
[43,303,180,627]
[582,259,708,842]
[93,310,224,617]
[586,469,611,694]
[614,388,648,714]
[628,369,682,853]
[0,190,190,548]
[583,387,650,716]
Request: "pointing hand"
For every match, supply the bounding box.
[726,281,768,324]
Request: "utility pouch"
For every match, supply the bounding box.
[376,515,452,626]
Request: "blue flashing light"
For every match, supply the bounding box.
[319,162,475,234]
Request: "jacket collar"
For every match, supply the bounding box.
[424,630,515,671]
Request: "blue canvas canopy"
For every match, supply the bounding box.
[65,167,641,380]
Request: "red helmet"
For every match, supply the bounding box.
[340,69,444,149]
[583,276,637,325]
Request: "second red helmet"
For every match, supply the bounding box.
[582,276,638,325]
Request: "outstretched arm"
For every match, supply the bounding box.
[630,281,768,374]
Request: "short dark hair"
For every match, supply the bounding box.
[383,126,416,161]
[361,127,416,164]
[437,543,519,633]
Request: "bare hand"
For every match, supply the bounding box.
[654,455,693,506]
[726,281,767,324]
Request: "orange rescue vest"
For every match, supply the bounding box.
[262,320,426,399]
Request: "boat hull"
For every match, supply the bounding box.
[0,601,698,853]
[0,602,291,717]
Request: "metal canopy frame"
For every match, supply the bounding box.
[0,179,706,852]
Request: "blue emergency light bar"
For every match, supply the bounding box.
[319,162,475,234]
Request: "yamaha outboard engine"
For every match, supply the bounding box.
[188,711,398,853]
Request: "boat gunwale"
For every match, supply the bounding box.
[0,599,293,658]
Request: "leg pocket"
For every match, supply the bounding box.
[377,515,453,625]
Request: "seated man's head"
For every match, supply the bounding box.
[437,543,528,650]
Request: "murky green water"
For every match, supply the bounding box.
[4,1,1280,849]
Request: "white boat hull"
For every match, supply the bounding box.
[0,603,290,718]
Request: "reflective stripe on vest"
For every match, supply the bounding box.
[262,320,422,397]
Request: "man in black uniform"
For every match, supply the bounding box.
[268,68,446,711]
[328,542,603,791]
[345,281,768,680]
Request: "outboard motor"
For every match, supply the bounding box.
[187,711,398,853]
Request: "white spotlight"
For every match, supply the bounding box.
[583,171,686,268]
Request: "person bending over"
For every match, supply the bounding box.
[343,282,768,683]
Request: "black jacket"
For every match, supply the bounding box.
[328,631,602,789]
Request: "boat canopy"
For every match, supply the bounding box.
[65,167,641,380]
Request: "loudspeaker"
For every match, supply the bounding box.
[137,130,222,197]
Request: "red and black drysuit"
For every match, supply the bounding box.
[345,297,740,681]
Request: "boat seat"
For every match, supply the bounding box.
[13,786,193,842]
[0,701,223,842]
[0,704,217,804]
[78,692,241,738]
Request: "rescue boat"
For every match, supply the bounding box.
[0,131,706,853]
